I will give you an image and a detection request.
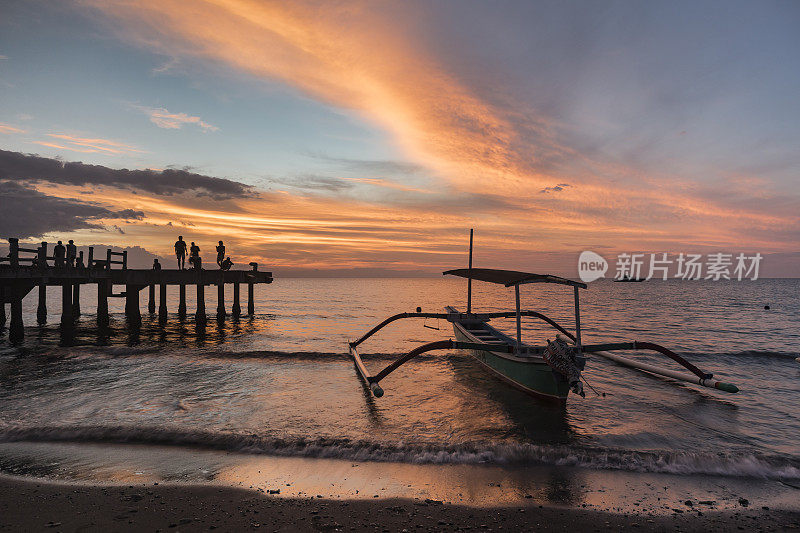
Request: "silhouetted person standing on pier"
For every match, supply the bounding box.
[189,242,201,270]
[175,236,188,270]
[216,240,225,268]
[66,240,77,267]
[152,258,161,270]
[53,241,66,268]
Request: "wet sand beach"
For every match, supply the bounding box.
[1,475,797,532]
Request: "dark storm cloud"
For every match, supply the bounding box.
[0,149,253,198]
[0,181,144,238]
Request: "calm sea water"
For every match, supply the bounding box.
[1,278,799,481]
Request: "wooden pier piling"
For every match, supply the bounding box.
[97,281,109,329]
[125,284,141,328]
[196,281,206,321]
[0,287,6,328]
[37,282,47,324]
[232,282,241,318]
[61,283,73,328]
[72,283,81,317]
[178,284,187,317]
[10,287,24,343]
[159,284,167,323]
[148,284,156,314]
[1,237,272,341]
[217,279,226,319]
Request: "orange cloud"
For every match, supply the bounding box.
[43,133,144,154]
[32,141,98,153]
[85,0,540,193]
[342,177,432,194]
[133,105,218,131]
[0,122,25,134]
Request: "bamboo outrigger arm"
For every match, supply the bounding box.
[350,339,514,397]
[349,313,450,349]
[580,342,711,379]
[557,335,739,393]
[349,310,576,349]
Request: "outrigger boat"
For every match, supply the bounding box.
[348,231,738,403]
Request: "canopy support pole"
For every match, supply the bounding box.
[467,228,473,314]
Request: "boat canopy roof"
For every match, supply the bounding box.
[443,268,587,289]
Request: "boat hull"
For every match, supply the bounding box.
[452,322,570,403]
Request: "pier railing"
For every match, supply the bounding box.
[0,239,117,271]
[1,238,42,268]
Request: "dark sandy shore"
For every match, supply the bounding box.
[0,475,797,532]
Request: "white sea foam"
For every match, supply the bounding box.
[1,426,798,480]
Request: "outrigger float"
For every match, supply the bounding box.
[348,230,738,403]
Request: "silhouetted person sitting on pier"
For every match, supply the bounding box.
[66,240,77,267]
[53,241,66,268]
[75,256,84,269]
[220,257,233,271]
[216,240,225,268]
[152,258,161,270]
[175,236,188,270]
[189,242,201,270]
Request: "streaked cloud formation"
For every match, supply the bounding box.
[88,0,545,195]
[0,123,25,134]
[133,105,218,132]
[34,133,144,154]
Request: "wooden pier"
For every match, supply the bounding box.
[0,238,273,343]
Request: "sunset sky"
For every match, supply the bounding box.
[1,0,798,275]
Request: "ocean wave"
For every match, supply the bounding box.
[1,426,798,480]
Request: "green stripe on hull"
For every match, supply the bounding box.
[453,325,570,401]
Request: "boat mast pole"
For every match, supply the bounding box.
[467,228,473,314]
[515,284,522,351]
[573,285,582,350]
